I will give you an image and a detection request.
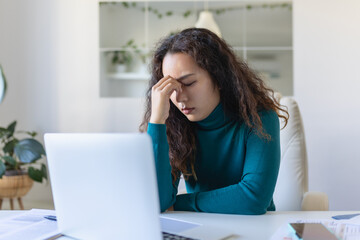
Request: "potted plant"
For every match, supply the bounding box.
[111,50,132,73]
[0,121,47,209]
[109,39,138,73]
[0,65,47,210]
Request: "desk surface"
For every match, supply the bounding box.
[0,210,358,239]
[163,210,357,239]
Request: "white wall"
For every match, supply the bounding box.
[0,0,144,209]
[294,0,360,210]
[53,0,144,134]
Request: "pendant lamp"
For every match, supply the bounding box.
[195,11,222,38]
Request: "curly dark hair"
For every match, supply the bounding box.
[140,28,288,182]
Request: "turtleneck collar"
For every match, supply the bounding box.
[196,103,232,130]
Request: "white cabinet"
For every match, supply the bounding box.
[99,1,293,98]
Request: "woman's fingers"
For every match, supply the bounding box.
[161,81,181,97]
[152,76,182,98]
[153,75,182,91]
[158,78,182,92]
[149,75,182,124]
[152,75,172,89]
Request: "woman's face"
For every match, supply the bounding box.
[162,52,220,122]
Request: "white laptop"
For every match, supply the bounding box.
[45,133,236,240]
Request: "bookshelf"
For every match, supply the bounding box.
[99,1,293,98]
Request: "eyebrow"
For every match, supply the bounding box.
[175,73,195,82]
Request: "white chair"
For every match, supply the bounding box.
[273,94,329,211]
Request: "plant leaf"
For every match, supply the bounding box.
[0,127,10,138]
[28,166,43,182]
[6,121,17,137]
[4,139,18,154]
[14,138,46,163]
[112,53,119,64]
[126,39,134,46]
[26,131,37,138]
[183,10,192,18]
[0,64,7,104]
[41,163,47,180]
[0,161,5,178]
[1,156,16,167]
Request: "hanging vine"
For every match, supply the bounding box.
[99,2,292,19]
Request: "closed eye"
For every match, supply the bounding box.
[182,81,196,87]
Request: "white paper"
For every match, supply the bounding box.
[343,215,360,226]
[0,209,60,240]
[160,216,201,233]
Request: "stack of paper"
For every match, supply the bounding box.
[271,214,360,240]
[0,209,60,240]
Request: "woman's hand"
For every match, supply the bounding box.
[150,75,182,124]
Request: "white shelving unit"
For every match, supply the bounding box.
[233,46,292,51]
[99,1,293,98]
[107,72,150,81]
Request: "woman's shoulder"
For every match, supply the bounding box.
[256,109,280,135]
[258,109,279,122]
[233,109,279,130]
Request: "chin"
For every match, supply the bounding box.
[186,117,196,122]
[185,114,205,122]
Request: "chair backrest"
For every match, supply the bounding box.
[177,95,310,210]
[273,95,309,211]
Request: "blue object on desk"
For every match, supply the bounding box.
[332,213,360,220]
[44,215,57,221]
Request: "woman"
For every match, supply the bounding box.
[140,28,288,215]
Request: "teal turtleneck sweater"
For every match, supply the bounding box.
[147,103,280,215]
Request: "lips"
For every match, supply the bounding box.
[181,107,195,114]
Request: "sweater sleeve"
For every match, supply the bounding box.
[147,123,179,212]
[173,111,281,215]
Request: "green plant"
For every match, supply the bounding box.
[110,39,149,65]
[0,121,47,183]
[111,50,132,66]
[110,39,136,66]
[99,2,291,19]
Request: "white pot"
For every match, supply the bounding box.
[115,64,127,73]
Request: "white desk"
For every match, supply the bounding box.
[163,211,358,239]
[0,210,358,239]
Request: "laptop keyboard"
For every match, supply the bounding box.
[162,232,198,240]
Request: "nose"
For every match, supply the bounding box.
[175,87,187,103]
